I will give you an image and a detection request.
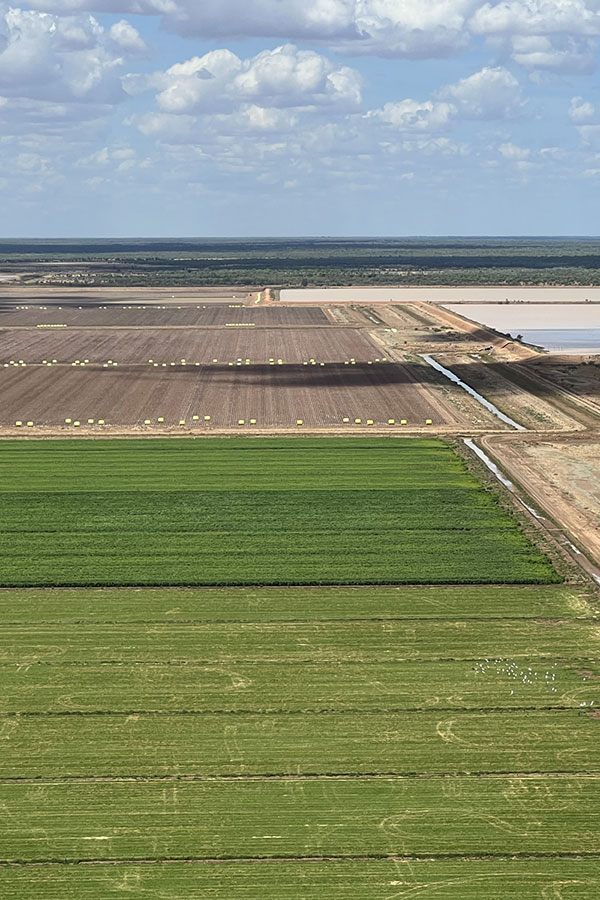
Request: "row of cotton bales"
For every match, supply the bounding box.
[14,418,107,427]
[13,415,435,428]
[342,417,433,426]
[4,356,392,368]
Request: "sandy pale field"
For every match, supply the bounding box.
[282,287,600,303]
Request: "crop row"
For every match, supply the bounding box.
[1,709,598,779]
[0,585,585,625]
[1,776,599,861]
[2,857,598,900]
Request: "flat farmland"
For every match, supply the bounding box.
[0,437,558,585]
[0,325,372,365]
[1,579,599,895]
[0,360,483,429]
[2,859,599,900]
[0,300,513,432]
[1,438,599,896]
[0,304,329,328]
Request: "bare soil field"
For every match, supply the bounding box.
[0,304,329,328]
[1,327,378,366]
[0,361,491,430]
[483,433,600,566]
[0,286,256,303]
[3,289,593,436]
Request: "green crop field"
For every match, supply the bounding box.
[0,438,558,586]
[1,439,599,897]
[1,858,599,900]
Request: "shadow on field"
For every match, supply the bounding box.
[112,359,598,408]
[115,360,570,396]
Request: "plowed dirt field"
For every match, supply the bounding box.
[1,326,371,365]
[0,361,471,428]
[0,305,329,328]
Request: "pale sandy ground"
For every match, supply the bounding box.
[282,287,600,303]
[484,435,600,566]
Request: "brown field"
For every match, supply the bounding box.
[0,295,551,434]
[0,286,256,303]
[2,327,379,366]
[0,304,329,328]
[0,361,485,429]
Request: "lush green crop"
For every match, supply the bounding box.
[2,656,597,716]
[2,709,599,780]
[0,440,593,891]
[4,619,594,665]
[0,438,559,586]
[0,584,588,625]
[2,858,599,900]
[2,776,599,862]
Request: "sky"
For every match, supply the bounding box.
[2,1,600,238]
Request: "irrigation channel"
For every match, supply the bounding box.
[421,355,526,431]
[463,438,600,587]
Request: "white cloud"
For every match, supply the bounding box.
[0,5,142,105]
[337,0,481,58]
[439,67,525,120]
[471,1,600,73]
[510,34,596,73]
[365,66,525,144]
[570,96,596,122]
[498,141,530,159]
[21,0,600,72]
[471,1,600,37]
[369,99,456,132]
[126,45,362,114]
[400,136,470,155]
[20,1,477,60]
[109,20,147,54]
[575,124,600,145]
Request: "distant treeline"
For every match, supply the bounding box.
[2,238,600,287]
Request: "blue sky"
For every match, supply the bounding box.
[1,1,600,237]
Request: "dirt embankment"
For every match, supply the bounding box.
[482,433,600,567]
[415,303,539,361]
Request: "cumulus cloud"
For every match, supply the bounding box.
[498,141,530,159]
[369,99,456,132]
[336,0,481,59]
[109,20,147,54]
[471,1,600,73]
[570,95,596,122]
[509,33,597,73]
[20,1,478,60]
[125,45,362,114]
[369,66,525,140]
[0,4,142,105]
[438,66,525,120]
[21,0,600,72]
[471,0,600,37]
